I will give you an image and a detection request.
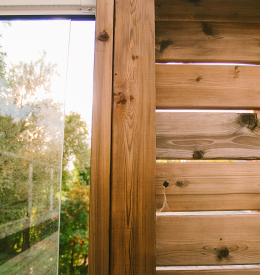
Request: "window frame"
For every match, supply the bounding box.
[0,0,96,16]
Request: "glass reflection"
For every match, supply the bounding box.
[58,21,94,275]
[0,20,70,274]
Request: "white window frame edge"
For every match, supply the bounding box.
[0,0,96,15]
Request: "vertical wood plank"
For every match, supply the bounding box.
[111,0,156,274]
[89,0,114,274]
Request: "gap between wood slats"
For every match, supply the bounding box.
[155,21,260,64]
[156,112,260,160]
[156,64,260,110]
[156,213,260,266]
[156,162,260,212]
[155,0,260,23]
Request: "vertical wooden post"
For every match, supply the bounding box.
[111,0,156,274]
[89,0,114,274]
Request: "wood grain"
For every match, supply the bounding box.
[156,64,260,109]
[156,112,260,160]
[155,0,260,23]
[156,162,260,211]
[156,213,260,266]
[155,21,260,64]
[89,0,114,274]
[156,268,260,275]
[110,0,156,274]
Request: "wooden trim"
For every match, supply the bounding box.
[110,0,156,274]
[89,0,114,274]
[156,64,260,110]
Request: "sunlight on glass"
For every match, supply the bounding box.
[0,20,95,275]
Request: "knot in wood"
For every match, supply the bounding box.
[176,181,184,187]
[114,92,127,105]
[218,247,229,259]
[241,113,257,129]
[196,76,202,82]
[98,30,110,42]
[201,22,213,36]
[159,39,173,53]
[193,150,204,159]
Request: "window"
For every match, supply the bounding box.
[0,8,95,274]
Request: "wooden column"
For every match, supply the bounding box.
[89,0,114,274]
[111,0,156,274]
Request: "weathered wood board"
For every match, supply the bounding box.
[155,21,260,64]
[156,112,260,160]
[156,213,260,266]
[156,268,260,275]
[156,162,260,211]
[156,64,260,109]
[155,0,260,23]
[111,0,156,274]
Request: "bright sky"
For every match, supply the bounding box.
[0,20,95,130]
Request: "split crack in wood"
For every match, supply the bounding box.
[157,181,169,212]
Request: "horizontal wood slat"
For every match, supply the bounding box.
[155,0,260,23]
[156,268,260,275]
[156,64,260,109]
[156,112,260,160]
[155,21,260,64]
[156,213,260,266]
[156,162,260,211]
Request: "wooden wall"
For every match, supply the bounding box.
[91,0,260,274]
[155,0,260,274]
[90,0,156,274]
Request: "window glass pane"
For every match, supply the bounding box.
[59,21,95,275]
[0,20,70,274]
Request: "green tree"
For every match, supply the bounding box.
[59,185,89,275]
[62,112,90,193]
[59,112,91,274]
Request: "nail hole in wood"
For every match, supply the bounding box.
[163,181,169,188]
